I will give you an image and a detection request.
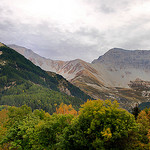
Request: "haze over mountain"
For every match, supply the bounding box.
[8,44,150,111]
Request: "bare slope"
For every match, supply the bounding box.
[92,48,150,87]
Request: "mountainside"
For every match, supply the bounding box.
[92,48,150,87]
[8,45,150,111]
[91,48,150,110]
[0,44,91,114]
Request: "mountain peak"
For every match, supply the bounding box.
[108,47,127,52]
[92,48,150,69]
[96,48,128,61]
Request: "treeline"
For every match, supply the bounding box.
[1,100,150,150]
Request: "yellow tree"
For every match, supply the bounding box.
[56,103,77,116]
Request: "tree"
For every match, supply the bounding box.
[132,104,141,120]
[0,105,74,150]
[6,105,32,126]
[58,100,137,149]
[56,102,77,116]
[0,76,7,86]
[0,108,8,143]
[135,109,150,149]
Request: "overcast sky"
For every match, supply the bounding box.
[0,0,150,62]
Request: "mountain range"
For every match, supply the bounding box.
[0,43,91,114]
[8,44,150,111]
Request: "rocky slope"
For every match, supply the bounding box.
[92,48,150,87]
[8,45,150,111]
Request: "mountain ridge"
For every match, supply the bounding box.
[0,44,91,114]
[8,44,150,111]
[92,48,150,69]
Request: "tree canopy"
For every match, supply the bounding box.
[0,100,143,150]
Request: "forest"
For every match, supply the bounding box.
[0,81,85,114]
[0,100,150,150]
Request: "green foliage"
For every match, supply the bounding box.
[0,76,7,87]
[0,81,84,114]
[7,105,32,126]
[2,101,149,150]
[0,46,58,91]
[1,105,73,150]
[58,100,137,150]
[0,105,6,111]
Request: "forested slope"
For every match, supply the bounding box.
[0,45,91,114]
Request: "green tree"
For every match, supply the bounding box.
[132,104,141,120]
[1,105,74,150]
[0,76,7,86]
[59,100,137,149]
[6,105,32,126]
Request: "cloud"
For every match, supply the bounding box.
[0,0,150,62]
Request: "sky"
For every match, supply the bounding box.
[0,0,150,62]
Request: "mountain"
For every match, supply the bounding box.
[8,45,150,111]
[92,48,150,87]
[8,44,65,73]
[93,48,150,69]
[91,48,150,110]
[0,44,91,114]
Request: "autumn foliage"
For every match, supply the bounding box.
[56,102,77,115]
[0,107,9,150]
[1,100,150,149]
[135,109,150,149]
[0,108,8,140]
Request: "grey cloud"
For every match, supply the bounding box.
[30,25,101,61]
[84,0,133,13]
[75,27,102,39]
[97,15,150,51]
[0,5,12,14]
[100,4,115,14]
[0,20,14,31]
[0,19,98,61]
[0,0,150,62]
